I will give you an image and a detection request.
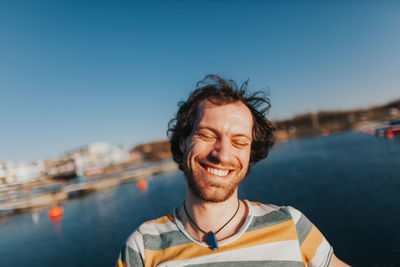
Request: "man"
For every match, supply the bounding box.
[117,75,349,267]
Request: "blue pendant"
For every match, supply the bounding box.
[207,231,218,250]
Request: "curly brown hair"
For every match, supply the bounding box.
[167,74,275,170]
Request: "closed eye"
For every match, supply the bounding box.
[232,138,250,148]
[232,141,249,148]
[196,132,216,141]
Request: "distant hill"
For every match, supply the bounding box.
[130,140,172,161]
[273,97,400,140]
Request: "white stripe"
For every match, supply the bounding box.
[156,240,303,267]
[138,221,179,235]
[286,206,302,224]
[250,202,280,217]
[126,230,145,261]
[307,238,332,267]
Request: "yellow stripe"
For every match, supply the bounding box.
[143,213,174,225]
[115,258,128,267]
[146,219,297,266]
[300,225,323,262]
[249,201,262,206]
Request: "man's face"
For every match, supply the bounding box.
[180,100,253,202]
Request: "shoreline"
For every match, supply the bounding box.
[0,160,178,217]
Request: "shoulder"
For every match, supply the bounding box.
[248,201,305,221]
[246,201,317,235]
[248,201,296,219]
[126,213,177,246]
[246,201,299,232]
[248,202,333,266]
[118,213,178,267]
[126,212,185,254]
[137,213,176,235]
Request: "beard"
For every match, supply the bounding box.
[183,156,248,203]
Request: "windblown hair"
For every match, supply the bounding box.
[167,74,275,170]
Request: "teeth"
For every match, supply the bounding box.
[206,167,229,177]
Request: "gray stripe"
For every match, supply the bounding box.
[119,245,144,267]
[142,230,192,251]
[248,208,292,232]
[295,214,313,245]
[188,260,304,267]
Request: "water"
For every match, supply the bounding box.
[0,132,399,266]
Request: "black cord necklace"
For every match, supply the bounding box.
[183,199,240,250]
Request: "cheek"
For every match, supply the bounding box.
[238,150,251,167]
[185,143,202,165]
[181,139,194,158]
[189,140,210,155]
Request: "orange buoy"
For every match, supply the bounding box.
[321,129,330,137]
[137,180,148,191]
[48,206,64,221]
[386,130,394,139]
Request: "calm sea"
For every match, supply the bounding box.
[0,132,399,266]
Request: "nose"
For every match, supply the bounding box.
[208,138,232,164]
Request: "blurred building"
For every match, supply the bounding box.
[46,142,129,179]
[45,159,76,180]
[0,160,45,185]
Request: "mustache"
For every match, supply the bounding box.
[196,157,239,170]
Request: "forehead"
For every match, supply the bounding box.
[194,100,253,135]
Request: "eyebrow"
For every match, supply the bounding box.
[196,126,252,141]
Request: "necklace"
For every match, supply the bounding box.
[183,199,240,250]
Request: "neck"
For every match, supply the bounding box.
[179,188,248,243]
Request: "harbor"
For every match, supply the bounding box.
[0,160,177,215]
[1,132,399,266]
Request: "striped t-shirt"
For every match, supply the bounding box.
[116,201,333,267]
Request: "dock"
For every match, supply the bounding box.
[0,160,177,214]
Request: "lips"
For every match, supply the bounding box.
[199,162,233,177]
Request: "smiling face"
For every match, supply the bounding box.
[180,100,253,202]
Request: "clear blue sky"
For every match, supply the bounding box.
[1,0,399,162]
